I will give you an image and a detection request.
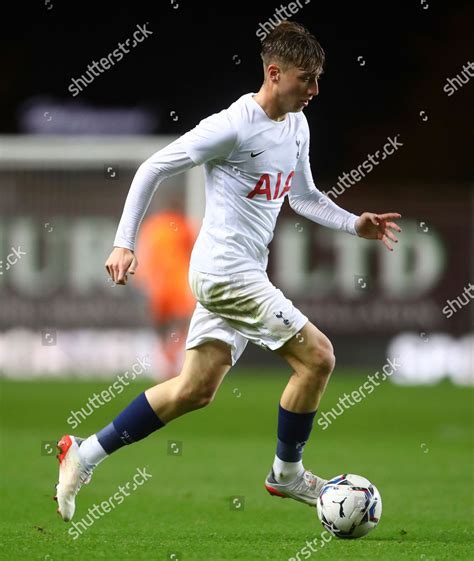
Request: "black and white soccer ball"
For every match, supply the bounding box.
[316,473,382,539]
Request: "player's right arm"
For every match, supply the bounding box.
[106,111,238,285]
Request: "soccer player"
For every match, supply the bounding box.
[54,21,401,522]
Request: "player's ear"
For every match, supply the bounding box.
[267,64,280,82]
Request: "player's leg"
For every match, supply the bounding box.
[88,339,231,457]
[144,339,232,421]
[265,320,335,505]
[276,320,335,413]
[55,339,232,521]
[191,267,334,506]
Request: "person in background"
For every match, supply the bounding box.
[134,193,198,379]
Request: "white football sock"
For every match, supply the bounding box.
[273,455,304,484]
[79,434,108,467]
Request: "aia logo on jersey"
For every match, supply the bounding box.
[246,171,294,200]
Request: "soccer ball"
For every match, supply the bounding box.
[316,473,382,539]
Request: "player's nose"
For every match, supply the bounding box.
[308,79,319,96]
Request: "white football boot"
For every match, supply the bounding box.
[54,435,94,522]
[265,469,327,506]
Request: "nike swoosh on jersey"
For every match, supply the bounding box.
[250,150,265,158]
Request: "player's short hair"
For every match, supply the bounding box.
[260,21,325,76]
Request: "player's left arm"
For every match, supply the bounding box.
[289,119,402,251]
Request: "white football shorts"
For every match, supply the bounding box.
[185,268,309,365]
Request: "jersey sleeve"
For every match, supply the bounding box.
[289,117,360,236]
[113,110,238,251]
[179,110,238,165]
[113,141,196,251]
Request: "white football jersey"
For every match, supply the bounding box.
[113,92,359,275]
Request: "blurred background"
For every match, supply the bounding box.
[0,1,472,384]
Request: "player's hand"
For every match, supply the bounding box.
[355,212,402,252]
[105,247,138,285]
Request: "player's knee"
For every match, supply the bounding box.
[307,336,336,379]
[175,382,217,410]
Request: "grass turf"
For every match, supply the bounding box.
[0,369,473,561]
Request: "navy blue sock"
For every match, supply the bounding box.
[276,404,317,462]
[96,392,165,454]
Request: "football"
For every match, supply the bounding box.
[316,473,382,539]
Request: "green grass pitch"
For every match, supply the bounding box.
[0,369,473,560]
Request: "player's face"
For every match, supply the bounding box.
[278,66,319,112]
